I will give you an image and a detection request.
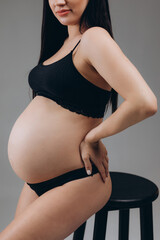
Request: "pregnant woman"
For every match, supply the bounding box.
[1,0,157,239]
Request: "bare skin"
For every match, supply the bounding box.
[2,0,156,236]
[1,0,114,238]
[2,30,112,239]
[0,172,112,240]
[7,36,111,184]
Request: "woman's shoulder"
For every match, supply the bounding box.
[80,26,114,70]
[80,26,113,61]
[82,26,111,42]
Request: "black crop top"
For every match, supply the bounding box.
[28,39,112,118]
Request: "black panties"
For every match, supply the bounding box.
[26,162,99,196]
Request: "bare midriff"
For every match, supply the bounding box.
[7,95,103,183]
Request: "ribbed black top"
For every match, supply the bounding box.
[28,39,111,118]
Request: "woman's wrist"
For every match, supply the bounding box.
[84,130,100,144]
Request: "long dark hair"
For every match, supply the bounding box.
[31,0,118,114]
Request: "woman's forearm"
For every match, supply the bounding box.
[84,100,157,143]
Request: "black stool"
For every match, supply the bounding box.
[72,172,159,240]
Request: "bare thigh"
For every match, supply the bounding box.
[0,172,112,240]
[14,182,39,219]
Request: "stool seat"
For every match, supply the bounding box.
[73,171,159,240]
[105,171,159,211]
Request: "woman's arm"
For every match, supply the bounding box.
[81,27,157,143]
[84,99,157,143]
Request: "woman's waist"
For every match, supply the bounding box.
[7,96,102,182]
[8,121,88,183]
[8,97,102,160]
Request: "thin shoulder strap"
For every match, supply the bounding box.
[71,39,81,52]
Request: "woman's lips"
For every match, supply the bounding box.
[57,10,71,16]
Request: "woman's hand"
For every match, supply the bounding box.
[79,138,109,183]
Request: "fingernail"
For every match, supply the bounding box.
[87,170,91,175]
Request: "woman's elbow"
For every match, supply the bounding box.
[143,96,158,116]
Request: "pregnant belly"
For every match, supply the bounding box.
[8,96,101,183]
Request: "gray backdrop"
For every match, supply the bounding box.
[0,0,159,239]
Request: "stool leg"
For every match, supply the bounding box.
[140,203,154,240]
[118,209,129,240]
[93,207,108,240]
[73,221,86,240]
